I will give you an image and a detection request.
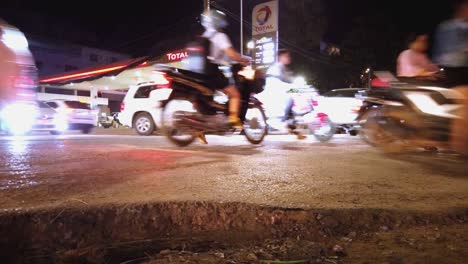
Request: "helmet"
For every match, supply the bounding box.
[201,9,228,30]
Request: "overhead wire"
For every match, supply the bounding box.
[212,1,362,70]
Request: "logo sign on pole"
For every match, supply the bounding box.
[252,0,278,70]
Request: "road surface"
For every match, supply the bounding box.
[0,131,467,212]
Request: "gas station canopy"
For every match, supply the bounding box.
[39,49,189,92]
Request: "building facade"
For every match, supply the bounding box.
[29,37,131,77]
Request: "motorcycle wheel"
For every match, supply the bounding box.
[361,111,409,153]
[358,110,379,146]
[313,117,336,142]
[243,105,268,145]
[161,99,196,147]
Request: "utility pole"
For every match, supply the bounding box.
[204,0,210,12]
[240,0,244,55]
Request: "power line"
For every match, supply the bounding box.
[212,2,359,69]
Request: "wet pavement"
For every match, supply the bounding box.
[0,131,467,212]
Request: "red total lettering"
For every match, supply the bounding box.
[255,24,274,33]
[166,52,188,61]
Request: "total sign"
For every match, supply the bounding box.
[252,0,278,70]
[252,0,278,36]
[166,51,188,62]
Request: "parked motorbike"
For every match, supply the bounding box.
[151,64,268,147]
[357,75,463,153]
[99,112,121,128]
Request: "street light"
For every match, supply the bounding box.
[247,41,254,50]
[246,40,255,60]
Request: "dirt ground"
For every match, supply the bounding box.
[146,224,468,264]
[1,201,466,263]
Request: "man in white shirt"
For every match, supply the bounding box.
[261,49,306,139]
[433,0,468,87]
[201,10,249,128]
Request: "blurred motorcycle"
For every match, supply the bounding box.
[152,64,268,147]
[0,19,38,135]
[286,87,336,142]
[260,77,335,142]
[357,73,463,153]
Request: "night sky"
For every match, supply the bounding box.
[0,0,460,68]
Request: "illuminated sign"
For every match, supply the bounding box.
[252,1,278,36]
[252,1,278,70]
[166,51,188,62]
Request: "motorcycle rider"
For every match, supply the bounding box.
[433,0,468,156]
[261,49,306,139]
[197,9,249,144]
[433,0,468,87]
[397,33,439,80]
[0,23,17,107]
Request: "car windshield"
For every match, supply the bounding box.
[38,101,51,108]
[64,101,90,109]
[324,89,360,98]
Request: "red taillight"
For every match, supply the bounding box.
[152,71,172,88]
[120,102,125,112]
[187,46,204,52]
[316,112,328,123]
[311,99,319,107]
[371,78,390,87]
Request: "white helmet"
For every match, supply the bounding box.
[201,9,228,30]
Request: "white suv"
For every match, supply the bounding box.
[119,83,163,136]
[45,100,97,134]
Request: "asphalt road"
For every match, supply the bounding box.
[0,130,467,212]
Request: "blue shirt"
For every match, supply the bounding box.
[433,19,468,67]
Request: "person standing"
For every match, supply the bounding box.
[433,0,468,156]
[433,0,468,87]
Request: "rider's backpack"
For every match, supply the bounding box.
[183,34,217,75]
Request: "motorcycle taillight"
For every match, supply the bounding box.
[316,112,328,123]
[152,71,172,88]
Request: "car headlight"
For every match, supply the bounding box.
[53,114,69,131]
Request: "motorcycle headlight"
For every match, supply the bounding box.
[404,92,460,118]
[1,102,38,135]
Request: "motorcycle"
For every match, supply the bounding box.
[260,79,336,142]
[151,64,268,147]
[99,112,121,129]
[357,73,463,153]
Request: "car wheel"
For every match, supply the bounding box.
[133,113,155,136]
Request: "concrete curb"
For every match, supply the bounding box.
[1,202,467,263]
